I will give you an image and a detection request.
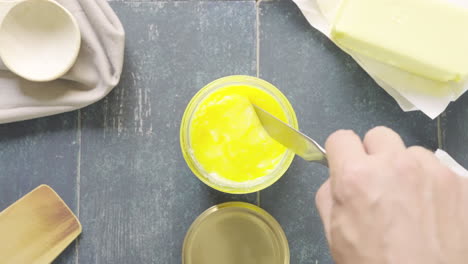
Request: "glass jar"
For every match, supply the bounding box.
[180,75,298,194]
[182,202,290,264]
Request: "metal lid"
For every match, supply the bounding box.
[183,202,289,264]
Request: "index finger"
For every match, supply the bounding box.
[325,130,366,169]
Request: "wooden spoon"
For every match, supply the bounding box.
[0,185,82,264]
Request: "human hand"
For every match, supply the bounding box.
[316,127,468,264]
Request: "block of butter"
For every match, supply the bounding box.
[331,0,468,83]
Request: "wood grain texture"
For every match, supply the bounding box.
[77,2,257,263]
[0,1,455,264]
[258,1,438,263]
[442,93,468,168]
[0,185,81,264]
[0,112,79,264]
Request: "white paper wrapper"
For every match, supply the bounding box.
[436,149,468,178]
[293,0,468,119]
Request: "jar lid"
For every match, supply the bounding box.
[182,202,289,264]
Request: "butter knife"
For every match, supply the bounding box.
[253,104,328,167]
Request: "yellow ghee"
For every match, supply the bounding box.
[190,85,287,182]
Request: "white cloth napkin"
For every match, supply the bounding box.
[293,0,468,119]
[0,0,125,124]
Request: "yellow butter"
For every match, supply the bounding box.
[190,85,287,182]
[331,0,468,82]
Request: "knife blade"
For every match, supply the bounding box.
[253,104,328,166]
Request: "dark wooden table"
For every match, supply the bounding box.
[1,0,464,263]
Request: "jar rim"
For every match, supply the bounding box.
[182,202,290,264]
[180,75,298,194]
